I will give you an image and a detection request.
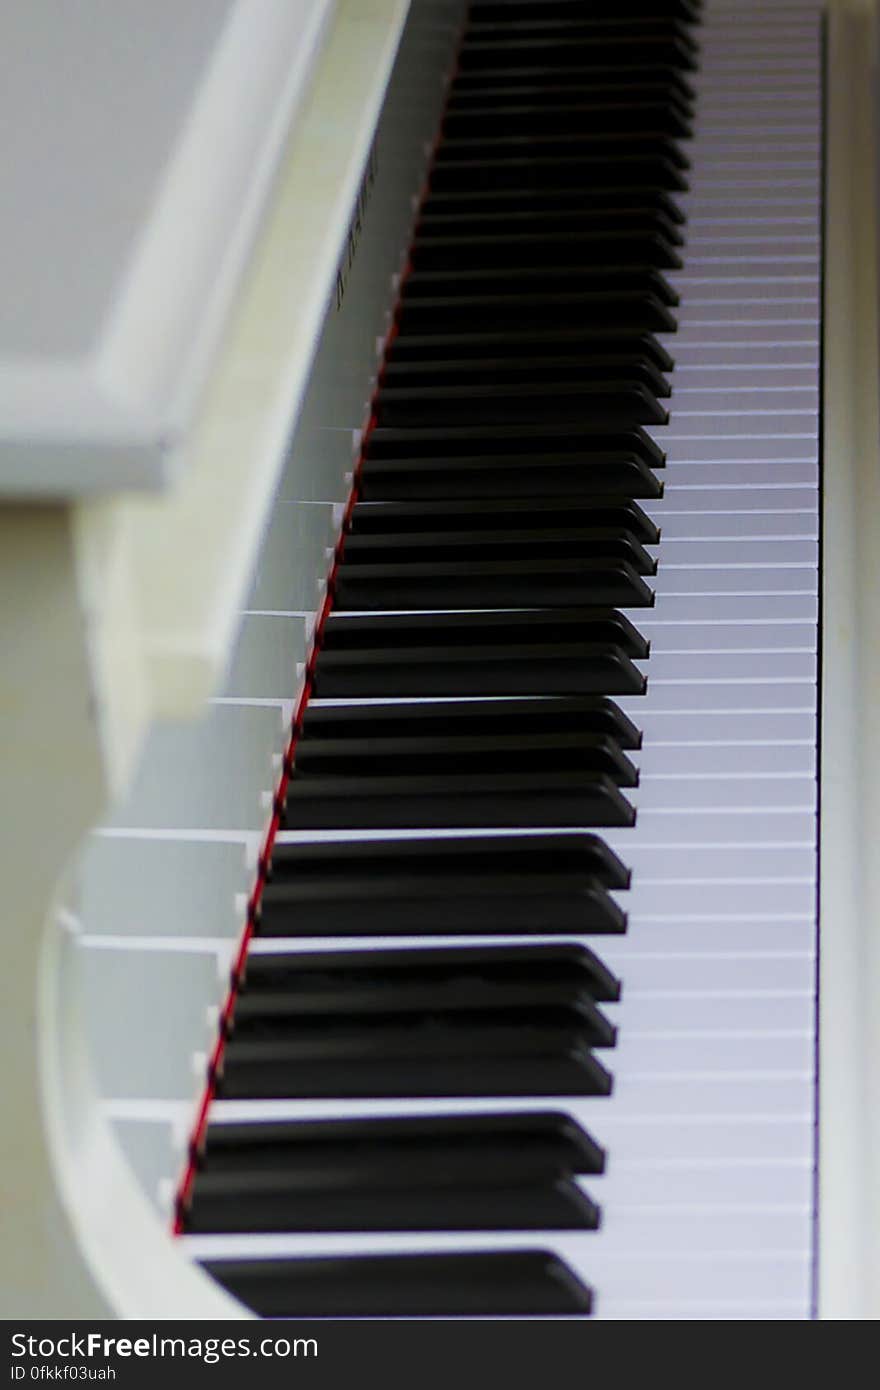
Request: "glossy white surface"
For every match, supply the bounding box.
[0,0,334,494]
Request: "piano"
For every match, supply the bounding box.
[1,0,877,1320]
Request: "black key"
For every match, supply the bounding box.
[310,644,645,700]
[198,1111,605,1179]
[435,133,690,170]
[259,829,629,936]
[313,635,646,702]
[386,326,674,373]
[339,527,656,574]
[300,694,643,753]
[231,996,616,1055]
[190,1173,597,1234]
[312,629,646,697]
[348,498,659,544]
[282,767,636,831]
[239,943,620,1004]
[374,380,667,428]
[445,84,693,126]
[186,1112,604,1234]
[469,1,702,26]
[427,155,689,195]
[312,641,644,698]
[395,288,677,334]
[441,99,693,141]
[450,67,696,106]
[458,42,697,79]
[218,1009,614,1099]
[348,500,660,545]
[292,731,638,788]
[202,1250,593,1317]
[414,207,685,250]
[359,450,664,500]
[401,264,678,306]
[420,184,687,223]
[333,557,655,612]
[364,421,664,465]
[410,229,683,271]
[464,16,698,47]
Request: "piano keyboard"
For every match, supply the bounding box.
[176,0,823,1319]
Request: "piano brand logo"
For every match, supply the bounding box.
[335,141,380,311]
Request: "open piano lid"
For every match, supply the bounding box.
[0,0,335,495]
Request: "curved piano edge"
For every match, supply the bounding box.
[39,905,248,1320]
[0,505,242,1317]
[821,0,880,1322]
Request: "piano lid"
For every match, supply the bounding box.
[0,0,335,497]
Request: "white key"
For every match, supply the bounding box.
[655,502,817,537]
[606,844,817,879]
[636,621,817,653]
[643,651,817,682]
[618,681,816,711]
[620,879,816,917]
[637,744,815,776]
[624,594,818,624]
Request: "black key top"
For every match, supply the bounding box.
[339,527,656,575]
[192,1173,598,1233]
[282,767,636,831]
[457,39,698,75]
[311,644,644,699]
[414,206,685,249]
[347,499,660,545]
[395,289,677,334]
[450,67,696,105]
[300,694,643,753]
[409,229,683,271]
[202,1250,593,1317]
[341,526,655,572]
[259,829,629,936]
[292,731,638,788]
[231,1000,616,1059]
[198,1110,605,1179]
[347,499,659,547]
[186,1112,604,1234]
[218,1008,614,1098]
[364,422,664,463]
[359,450,664,501]
[386,327,674,373]
[401,264,678,308]
[427,155,689,195]
[445,84,693,125]
[405,263,678,297]
[441,99,693,141]
[374,380,667,428]
[333,557,655,612]
[239,943,620,1005]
